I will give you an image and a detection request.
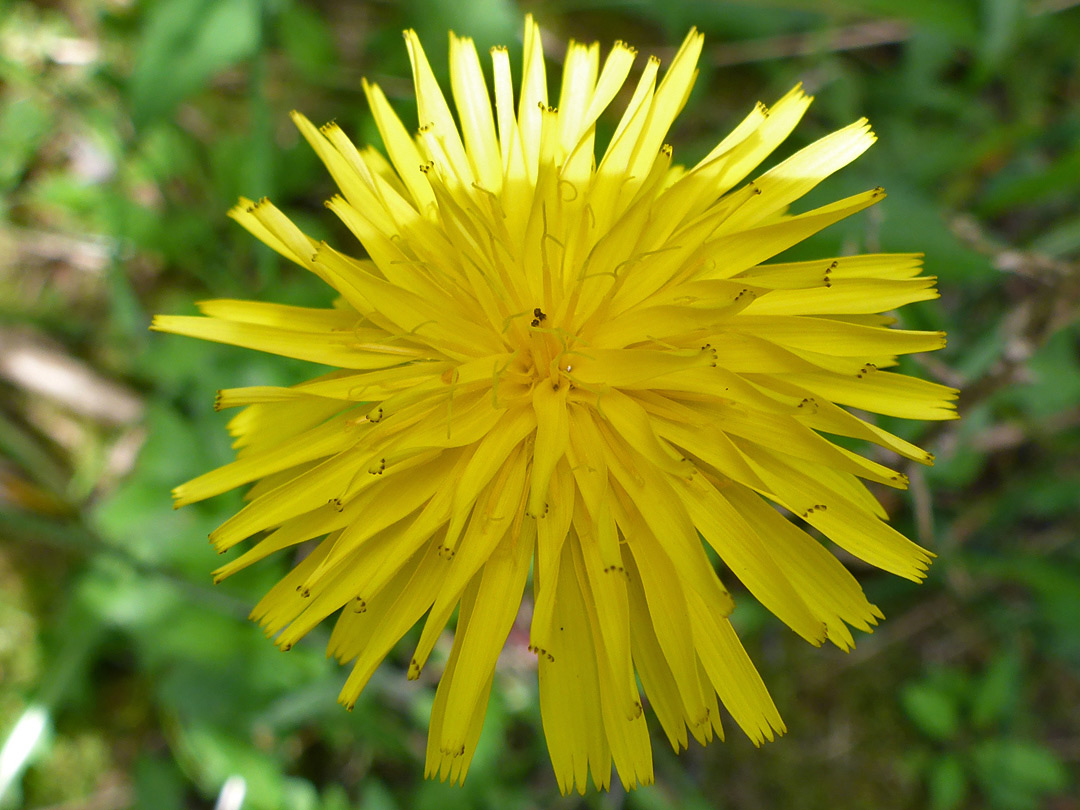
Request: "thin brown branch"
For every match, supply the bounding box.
[709,20,911,68]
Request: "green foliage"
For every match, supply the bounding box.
[0,96,53,195]
[130,0,263,126]
[902,678,963,742]
[278,2,339,83]
[901,651,1071,810]
[973,740,1069,810]
[1,0,1078,808]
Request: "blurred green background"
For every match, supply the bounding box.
[2,0,1079,808]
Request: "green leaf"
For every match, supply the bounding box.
[928,753,968,810]
[834,0,980,42]
[968,556,1080,665]
[972,739,1069,810]
[1006,327,1080,419]
[902,682,962,742]
[77,557,179,630]
[133,754,186,810]
[277,1,338,82]
[281,779,320,810]
[971,648,1022,729]
[978,148,1080,218]
[1032,212,1080,258]
[89,403,235,571]
[978,0,1023,74]
[175,723,289,810]
[0,94,53,193]
[357,779,398,810]
[130,0,261,126]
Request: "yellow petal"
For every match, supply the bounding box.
[621,544,713,742]
[693,84,813,199]
[403,29,471,184]
[627,575,695,751]
[450,34,502,191]
[735,252,926,287]
[569,347,715,387]
[674,473,825,645]
[687,593,785,745]
[627,27,703,180]
[745,448,934,581]
[529,379,570,516]
[150,315,424,369]
[719,119,876,233]
[742,277,939,316]
[227,197,314,267]
[698,188,886,282]
[723,485,883,649]
[194,299,361,330]
[528,460,574,658]
[445,405,535,543]
[362,78,437,212]
[337,538,445,708]
[435,519,533,760]
[424,575,489,784]
[411,447,527,675]
[571,538,654,789]
[517,14,548,181]
[538,539,611,795]
[766,367,960,421]
[556,40,599,164]
[730,314,946,357]
[174,411,357,507]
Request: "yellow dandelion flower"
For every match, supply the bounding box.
[153,17,958,794]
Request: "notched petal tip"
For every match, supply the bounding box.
[225,198,254,220]
[287,110,315,135]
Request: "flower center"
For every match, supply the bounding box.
[496,306,579,404]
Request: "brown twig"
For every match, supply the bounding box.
[708,20,912,67]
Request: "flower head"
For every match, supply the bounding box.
[153,16,957,794]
